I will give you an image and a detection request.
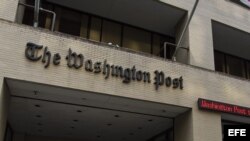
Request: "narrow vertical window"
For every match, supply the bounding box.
[152,34,163,56]
[123,26,151,53]
[101,20,122,46]
[226,55,245,77]
[214,51,226,73]
[152,34,175,59]
[80,14,89,38]
[89,17,102,41]
[57,9,81,36]
[22,0,34,26]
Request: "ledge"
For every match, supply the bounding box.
[0,18,250,83]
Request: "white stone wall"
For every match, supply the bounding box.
[0,0,18,22]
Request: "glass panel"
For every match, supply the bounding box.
[80,14,89,38]
[22,0,34,26]
[165,37,175,59]
[40,3,53,30]
[152,34,175,59]
[226,55,245,77]
[58,9,81,36]
[89,17,102,41]
[123,26,151,53]
[22,7,33,26]
[214,51,225,73]
[101,20,121,46]
[152,34,162,56]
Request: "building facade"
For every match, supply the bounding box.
[0,0,250,141]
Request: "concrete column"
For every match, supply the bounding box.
[0,77,10,141]
[174,110,193,141]
[188,15,215,70]
[187,0,216,70]
[175,14,190,64]
[175,108,222,141]
[15,0,26,24]
[0,0,19,22]
[192,108,222,141]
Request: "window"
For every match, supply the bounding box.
[123,26,151,53]
[152,34,175,59]
[22,0,53,30]
[56,8,81,36]
[89,17,102,41]
[214,50,250,79]
[22,0,34,26]
[101,20,122,46]
[214,51,226,73]
[152,34,162,56]
[226,55,245,77]
[80,14,89,38]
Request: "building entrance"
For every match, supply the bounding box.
[5,78,189,141]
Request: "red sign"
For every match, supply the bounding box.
[198,98,250,117]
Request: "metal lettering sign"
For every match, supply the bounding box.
[25,42,184,91]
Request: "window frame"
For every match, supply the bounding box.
[214,50,250,79]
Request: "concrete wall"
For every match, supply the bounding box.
[0,0,18,22]
[192,106,222,141]
[175,107,222,141]
[174,111,193,141]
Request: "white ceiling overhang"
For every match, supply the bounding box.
[46,0,187,36]
[7,78,190,141]
[212,21,250,60]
